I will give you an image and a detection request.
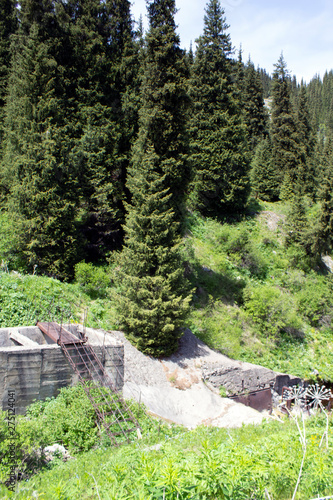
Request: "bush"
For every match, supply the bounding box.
[74,262,112,298]
[0,272,84,328]
[296,274,333,327]
[243,284,303,338]
[0,210,26,272]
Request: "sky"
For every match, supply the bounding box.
[130,0,333,83]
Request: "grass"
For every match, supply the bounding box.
[0,267,120,332]
[1,201,333,498]
[185,202,333,381]
[1,394,332,499]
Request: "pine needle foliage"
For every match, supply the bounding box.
[242,59,268,152]
[250,137,279,201]
[189,0,250,216]
[270,54,301,200]
[313,176,333,256]
[0,0,17,143]
[116,144,191,357]
[1,10,80,279]
[135,0,190,218]
[63,0,135,262]
[296,84,316,197]
[285,183,308,248]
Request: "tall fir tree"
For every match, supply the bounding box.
[318,133,333,184]
[259,67,272,98]
[285,182,308,248]
[312,176,333,257]
[106,0,141,198]
[0,0,17,148]
[250,137,279,201]
[0,1,80,278]
[242,59,268,152]
[116,144,191,356]
[61,0,139,262]
[189,0,249,216]
[270,54,301,200]
[296,84,316,197]
[116,0,191,355]
[132,0,190,218]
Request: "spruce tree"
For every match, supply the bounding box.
[106,0,141,196]
[116,143,191,356]
[134,0,190,218]
[296,84,316,197]
[116,0,191,356]
[313,176,333,256]
[0,0,17,145]
[1,1,80,278]
[285,183,308,248]
[243,59,268,152]
[250,137,279,201]
[62,0,136,261]
[190,0,249,216]
[270,54,301,200]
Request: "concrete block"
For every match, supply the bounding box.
[0,324,125,414]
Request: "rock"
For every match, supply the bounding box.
[322,255,333,273]
[43,444,72,462]
[202,364,302,396]
[201,265,213,273]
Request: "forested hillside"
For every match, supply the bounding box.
[1,0,333,358]
[1,1,333,498]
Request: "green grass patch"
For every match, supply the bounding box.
[186,205,333,381]
[1,398,332,499]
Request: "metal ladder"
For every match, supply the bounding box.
[38,322,140,446]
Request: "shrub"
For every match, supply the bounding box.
[74,262,112,298]
[243,284,303,338]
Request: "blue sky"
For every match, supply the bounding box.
[130,0,333,83]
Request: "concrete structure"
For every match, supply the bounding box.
[202,363,302,396]
[0,324,124,414]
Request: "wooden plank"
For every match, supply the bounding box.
[9,330,40,347]
[37,322,85,345]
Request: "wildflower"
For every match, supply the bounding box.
[282,385,307,409]
[305,384,332,411]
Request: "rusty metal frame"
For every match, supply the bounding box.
[37,321,140,447]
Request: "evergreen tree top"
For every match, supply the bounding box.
[273,52,290,82]
[18,0,57,37]
[199,0,232,57]
[147,0,177,30]
[107,0,134,52]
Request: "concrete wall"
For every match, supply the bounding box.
[0,325,124,414]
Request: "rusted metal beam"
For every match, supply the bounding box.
[37,321,85,345]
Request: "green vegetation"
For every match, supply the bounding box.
[0,385,332,499]
[1,0,333,497]
[0,0,332,357]
[0,266,118,330]
[0,385,181,485]
[189,0,250,216]
[186,205,333,381]
[1,193,333,380]
[0,272,83,328]
[116,147,191,357]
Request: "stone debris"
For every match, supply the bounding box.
[109,329,299,429]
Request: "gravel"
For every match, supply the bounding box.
[108,329,264,428]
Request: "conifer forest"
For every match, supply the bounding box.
[1,0,333,355]
[1,0,333,357]
[2,1,333,498]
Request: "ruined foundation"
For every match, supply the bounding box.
[0,324,124,414]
